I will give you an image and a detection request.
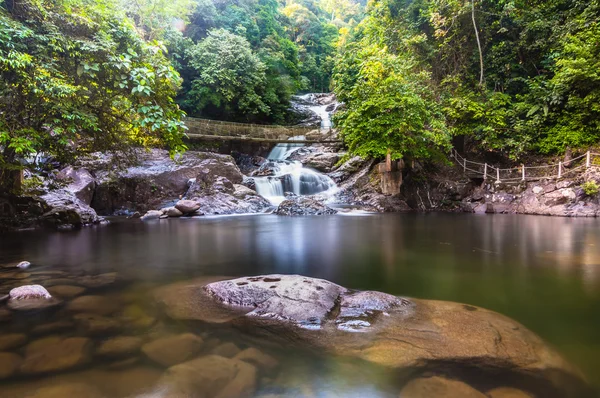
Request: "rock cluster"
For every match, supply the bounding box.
[154,274,593,398]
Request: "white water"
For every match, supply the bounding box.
[295,93,333,129]
[254,94,338,205]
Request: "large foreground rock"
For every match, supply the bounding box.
[153,275,592,398]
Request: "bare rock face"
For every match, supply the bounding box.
[56,166,96,205]
[153,275,592,398]
[39,189,99,228]
[92,150,242,214]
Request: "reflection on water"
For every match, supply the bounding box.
[0,213,599,396]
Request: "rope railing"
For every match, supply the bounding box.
[451,149,600,183]
[183,117,337,142]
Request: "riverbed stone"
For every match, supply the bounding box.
[210,342,241,358]
[21,337,92,374]
[96,336,143,358]
[0,352,21,379]
[141,333,203,367]
[77,272,117,288]
[25,383,106,398]
[56,166,96,205]
[157,354,257,397]
[73,313,121,335]
[48,285,85,298]
[31,320,74,335]
[67,295,120,315]
[234,347,279,371]
[0,334,27,350]
[486,387,535,398]
[153,275,591,398]
[399,376,487,398]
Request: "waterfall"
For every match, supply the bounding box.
[253,94,338,205]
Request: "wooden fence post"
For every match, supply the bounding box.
[496,168,500,183]
[522,164,525,181]
[558,162,562,178]
[483,163,487,179]
[586,151,591,168]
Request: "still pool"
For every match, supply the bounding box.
[0,213,598,396]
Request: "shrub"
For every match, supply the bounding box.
[582,180,599,196]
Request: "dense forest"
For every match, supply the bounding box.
[1,0,600,181]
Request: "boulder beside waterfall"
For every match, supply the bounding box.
[153,274,592,398]
[275,196,337,216]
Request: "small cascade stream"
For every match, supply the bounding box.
[253,94,338,205]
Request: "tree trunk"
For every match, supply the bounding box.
[472,0,484,86]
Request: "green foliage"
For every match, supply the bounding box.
[0,0,186,173]
[334,0,600,160]
[582,181,599,197]
[334,44,450,160]
[184,29,269,120]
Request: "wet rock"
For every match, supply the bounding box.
[234,348,279,371]
[190,191,271,215]
[40,189,99,227]
[399,376,486,398]
[154,275,590,398]
[141,210,162,221]
[21,337,92,374]
[210,342,241,358]
[91,150,241,214]
[141,333,203,367]
[32,321,74,335]
[0,333,27,350]
[7,285,62,311]
[77,272,117,288]
[73,313,121,335]
[47,285,85,298]
[157,354,257,398]
[96,336,143,358]
[25,382,106,398]
[120,304,156,330]
[163,206,183,217]
[16,261,31,269]
[174,199,200,214]
[56,166,96,205]
[67,295,120,315]
[106,357,139,370]
[275,197,337,216]
[487,387,535,398]
[0,352,21,379]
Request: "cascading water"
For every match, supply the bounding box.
[253,94,338,205]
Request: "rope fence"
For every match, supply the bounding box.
[451,149,600,183]
[183,117,337,142]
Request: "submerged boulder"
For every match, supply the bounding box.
[275,196,337,216]
[153,274,592,398]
